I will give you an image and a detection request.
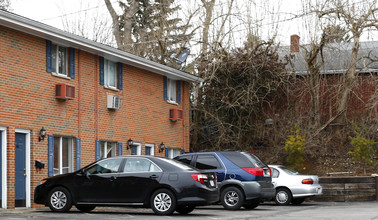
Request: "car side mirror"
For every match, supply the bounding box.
[78,169,90,179]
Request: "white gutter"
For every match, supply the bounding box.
[0,10,203,83]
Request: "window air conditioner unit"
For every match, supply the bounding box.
[169,109,183,122]
[107,94,121,110]
[56,84,75,100]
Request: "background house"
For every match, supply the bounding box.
[0,10,201,209]
[278,35,377,123]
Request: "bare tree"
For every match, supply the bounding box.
[61,2,114,45]
[0,0,9,10]
[318,0,378,122]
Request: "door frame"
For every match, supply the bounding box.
[145,143,154,156]
[0,126,7,208]
[14,128,31,208]
[131,142,142,155]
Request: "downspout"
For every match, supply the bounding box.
[95,56,99,140]
[182,82,185,152]
[78,50,81,138]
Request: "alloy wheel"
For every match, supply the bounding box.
[224,190,239,206]
[153,192,172,212]
[50,190,67,210]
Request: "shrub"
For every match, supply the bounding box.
[284,124,306,170]
[349,127,377,175]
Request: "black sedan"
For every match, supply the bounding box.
[34,155,219,215]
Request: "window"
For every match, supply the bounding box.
[176,155,192,165]
[166,148,181,159]
[145,144,154,156]
[100,141,117,159]
[87,158,123,175]
[122,158,161,173]
[271,168,280,178]
[167,78,176,102]
[53,136,73,175]
[104,59,117,88]
[52,44,68,76]
[195,155,221,170]
[164,76,181,104]
[99,57,123,90]
[46,40,75,79]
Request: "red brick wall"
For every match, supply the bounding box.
[0,26,190,208]
[273,74,378,122]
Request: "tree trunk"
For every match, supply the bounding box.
[336,35,360,123]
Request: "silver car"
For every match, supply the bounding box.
[269,165,322,205]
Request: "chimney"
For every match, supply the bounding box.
[290,34,300,53]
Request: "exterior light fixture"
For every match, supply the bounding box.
[127,138,133,150]
[38,127,46,142]
[159,142,165,153]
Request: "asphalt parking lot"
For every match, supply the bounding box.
[0,201,377,220]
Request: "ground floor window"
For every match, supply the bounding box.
[53,136,73,175]
[167,148,181,159]
[100,141,117,159]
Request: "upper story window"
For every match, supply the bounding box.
[52,44,68,76]
[104,60,117,88]
[46,40,75,79]
[99,57,123,90]
[164,76,181,104]
[167,78,177,102]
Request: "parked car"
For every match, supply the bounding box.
[269,165,322,205]
[174,151,275,210]
[34,156,219,215]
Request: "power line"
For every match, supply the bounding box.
[40,0,118,21]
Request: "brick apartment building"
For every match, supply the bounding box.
[0,10,201,209]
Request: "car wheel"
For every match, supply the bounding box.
[76,205,96,212]
[291,198,305,205]
[48,187,72,212]
[274,188,292,205]
[243,198,260,209]
[150,189,176,215]
[221,186,245,210]
[176,205,195,214]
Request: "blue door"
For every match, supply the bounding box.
[131,145,137,155]
[145,146,151,155]
[15,133,26,207]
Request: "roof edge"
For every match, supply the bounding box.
[0,10,203,83]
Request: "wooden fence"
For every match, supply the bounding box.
[313,176,378,202]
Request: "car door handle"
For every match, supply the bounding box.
[150,175,158,179]
[110,176,117,181]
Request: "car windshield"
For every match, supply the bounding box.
[159,157,197,171]
[280,166,300,175]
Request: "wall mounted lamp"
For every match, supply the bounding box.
[127,138,133,150]
[38,127,46,142]
[159,142,165,153]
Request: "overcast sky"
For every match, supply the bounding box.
[9,0,378,47]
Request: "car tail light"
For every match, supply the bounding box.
[242,167,272,177]
[191,174,208,184]
[242,167,264,176]
[302,179,314,184]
